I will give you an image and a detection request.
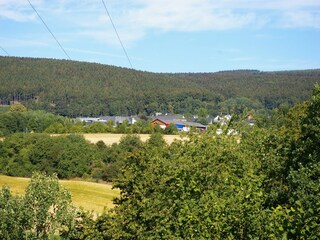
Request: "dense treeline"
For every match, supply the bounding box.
[0,108,67,136]
[1,56,319,116]
[1,85,319,239]
[0,106,174,137]
[0,133,150,181]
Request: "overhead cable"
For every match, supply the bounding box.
[0,46,10,56]
[27,0,71,60]
[102,0,133,69]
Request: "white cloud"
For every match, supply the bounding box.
[0,9,34,22]
[0,0,41,22]
[121,0,320,30]
[281,10,320,29]
[123,0,258,31]
[1,0,319,47]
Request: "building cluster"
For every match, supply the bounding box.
[77,116,137,126]
[76,113,252,133]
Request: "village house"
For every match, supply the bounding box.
[151,115,207,132]
[77,116,138,126]
[213,114,232,125]
[77,117,105,124]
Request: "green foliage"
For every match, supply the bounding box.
[89,122,107,133]
[70,211,113,240]
[0,106,10,113]
[219,97,263,114]
[118,134,143,152]
[110,132,265,239]
[146,132,167,149]
[99,85,320,239]
[0,67,319,238]
[197,107,208,118]
[9,103,27,112]
[0,110,68,136]
[23,172,76,239]
[285,84,320,238]
[0,57,318,116]
[0,133,98,179]
[164,123,178,134]
[0,172,76,239]
[0,132,153,182]
[0,109,158,135]
[0,186,25,239]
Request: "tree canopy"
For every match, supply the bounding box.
[0,56,318,117]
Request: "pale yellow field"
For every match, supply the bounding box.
[0,175,119,214]
[4,133,184,145]
[81,133,185,145]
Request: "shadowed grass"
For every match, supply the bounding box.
[0,175,119,214]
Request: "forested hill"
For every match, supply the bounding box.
[0,56,319,117]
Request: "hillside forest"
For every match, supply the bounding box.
[1,56,319,117]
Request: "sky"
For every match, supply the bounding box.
[0,0,319,73]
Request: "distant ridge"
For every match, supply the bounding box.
[1,56,319,117]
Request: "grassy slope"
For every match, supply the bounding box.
[0,175,119,214]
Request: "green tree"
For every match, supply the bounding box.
[284,84,320,239]
[0,186,25,239]
[23,172,76,239]
[0,172,76,239]
[146,132,167,149]
[197,107,208,118]
[0,133,99,179]
[164,123,178,134]
[110,133,264,239]
[10,103,27,112]
[89,122,106,133]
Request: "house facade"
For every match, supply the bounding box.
[151,115,207,132]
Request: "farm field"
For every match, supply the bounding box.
[81,133,185,145]
[1,134,184,145]
[0,175,119,214]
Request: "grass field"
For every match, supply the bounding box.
[0,175,119,214]
[80,133,185,145]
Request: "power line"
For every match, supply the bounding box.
[0,46,10,56]
[102,0,133,69]
[27,0,71,60]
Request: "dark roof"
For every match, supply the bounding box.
[151,115,183,122]
[100,116,139,123]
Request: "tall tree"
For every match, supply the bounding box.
[0,172,76,239]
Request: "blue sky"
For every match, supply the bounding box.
[0,0,319,73]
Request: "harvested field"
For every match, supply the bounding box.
[82,133,185,145]
[0,175,119,214]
